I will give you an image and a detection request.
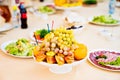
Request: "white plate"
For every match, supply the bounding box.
[88,49,120,72]
[55,6,81,10]
[88,17,120,26]
[0,40,33,58]
[89,21,120,26]
[0,23,14,32]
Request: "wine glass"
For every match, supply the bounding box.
[99,0,117,40]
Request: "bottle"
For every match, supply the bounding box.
[12,5,20,28]
[19,2,28,29]
[109,0,115,15]
[12,13,20,28]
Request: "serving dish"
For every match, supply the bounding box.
[89,20,120,26]
[55,6,81,10]
[88,15,120,26]
[88,49,120,71]
[33,55,87,74]
[0,23,13,32]
[1,39,34,58]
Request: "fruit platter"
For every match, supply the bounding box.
[89,15,120,26]
[33,27,87,73]
[1,38,35,58]
[88,49,120,71]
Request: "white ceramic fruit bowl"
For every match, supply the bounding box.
[33,56,87,74]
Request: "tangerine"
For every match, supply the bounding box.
[74,43,87,60]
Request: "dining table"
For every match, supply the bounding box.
[0,0,120,80]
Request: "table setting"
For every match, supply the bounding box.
[0,0,120,80]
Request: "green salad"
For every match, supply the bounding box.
[38,5,55,14]
[5,38,34,56]
[92,15,119,24]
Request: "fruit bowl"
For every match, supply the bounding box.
[33,28,87,74]
[33,55,87,74]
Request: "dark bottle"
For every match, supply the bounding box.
[19,3,28,29]
[20,11,28,29]
[39,0,44,2]
[21,18,28,29]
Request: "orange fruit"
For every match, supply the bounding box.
[55,55,65,65]
[65,55,74,64]
[74,43,87,60]
[46,56,56,64]
[33,46,40,56]
[36,53,46,62]
[78,0,83,3]
[54,0,67,6]
[33,46,46,62]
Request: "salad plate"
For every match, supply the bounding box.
[88,15,120,26]
[0,39,34,58]
[38,4,56,15]
[0,23,13,32]
[89,20,120,26]
[88,49,120,71]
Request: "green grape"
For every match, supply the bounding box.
[63,41,68,45]
[60,45,64,50]
[62,34,65,37]
[65,34,69,37]
[63,37,67,41]
[66,38,70,42]
[67,44,71,47]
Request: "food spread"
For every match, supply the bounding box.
[33,28,87,65]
